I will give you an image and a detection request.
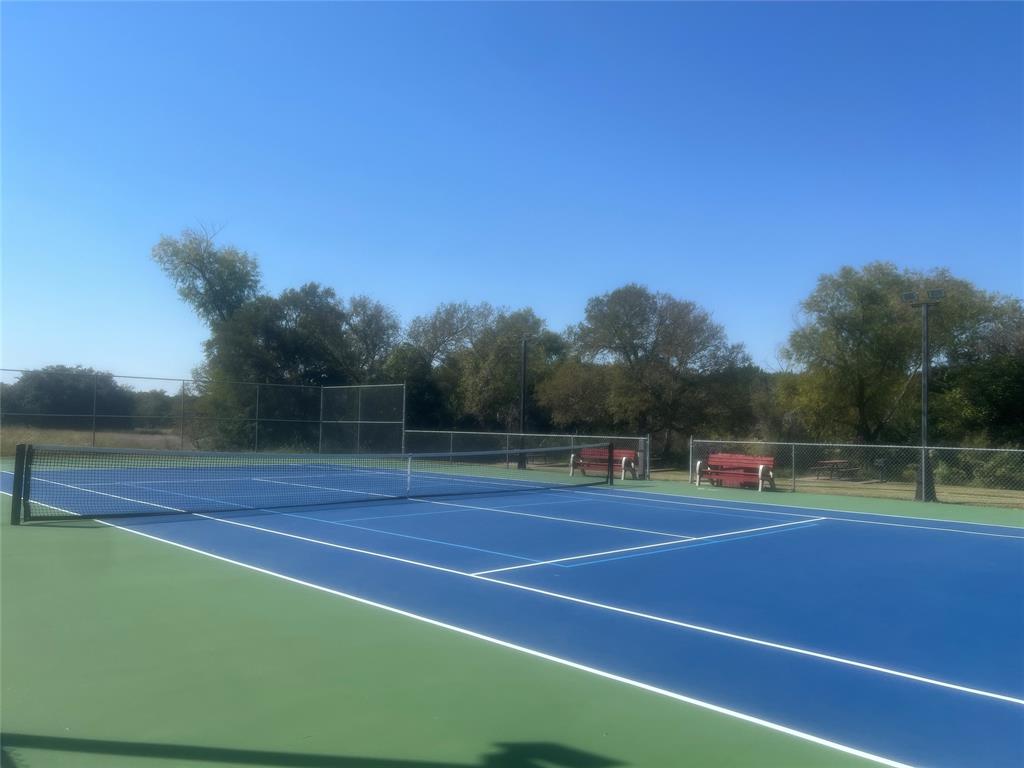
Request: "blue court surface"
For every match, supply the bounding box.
[5,466,1023,767]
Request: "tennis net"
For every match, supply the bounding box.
[9,442,613,523]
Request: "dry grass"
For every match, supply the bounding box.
[0,426,194,456]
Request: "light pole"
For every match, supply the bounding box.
[901,289,944,502]
[517,337,527,468]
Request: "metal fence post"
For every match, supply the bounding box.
[254,383,261,452]
[356,387,362,453]
[318,386,325,454]
[646,433,651,480]
[179,381,186,449]
[791,443,797,492]
[401,382,407,454]
[90,374,98,447]
[687,435,693,484]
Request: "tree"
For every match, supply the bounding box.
[381,343,450,429]
[345,295,401,382]
[151,227,262,326]
[578,283,746,374]
[932,298,1024,446]
[569,284,749,454]
[0,366,135,428]
[202,283,355,386]
[407,302,494,366]
[537,360,614,432]
[455,308,565,430]
[783,262,1022,443]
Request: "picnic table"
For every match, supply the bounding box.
[813,459,859,480]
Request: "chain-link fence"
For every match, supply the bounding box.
[404,430,651,478]
[0,369,405,455]
[689,438,1024,508]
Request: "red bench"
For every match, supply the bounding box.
[570,447,639,481]
[696,452,775,492]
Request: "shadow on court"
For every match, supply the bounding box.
[0,734,625,768]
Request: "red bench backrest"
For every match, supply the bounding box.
[707,452,774,469]
[580,447,638,461]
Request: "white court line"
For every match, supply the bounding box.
[32,477,185,512]
[250,476,700,539]
[593,486,1024,531]
[254,477,396,499]
[6,484,1022,706]
[500,497,594,508]
[472,519,823,576]
[473,537,695,575]
[159,507,1024,707]
[573,490,1024,540]
[406,496,698,538]
[0,493,911,768]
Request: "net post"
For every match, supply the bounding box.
[10,443,27,525]
[607,442,614,486]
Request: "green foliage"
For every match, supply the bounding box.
[578,283,747,373]
[1,366,135,427]
[346,295,401,382]
[782,262,1022,445]
[381,344,450,429]
[151,228,262,326]
[140,227,1022,456]
[537,361,614,432]
[406,302,494,366]
[455,309,565,430]
[567,284,751,457]
[203,285,354,386]
[933,450,1022,488]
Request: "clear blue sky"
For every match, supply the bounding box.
[3,2,1021,382]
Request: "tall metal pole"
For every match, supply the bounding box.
[519,337,527,435]
[902,289,941,502]
[920,302,932,502]
[517,338,527,468]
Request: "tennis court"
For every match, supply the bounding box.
[3,443,1023,767]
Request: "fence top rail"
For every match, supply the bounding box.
[20,442,608,462]
[406,429,648,442]
[1,368,400,392]
[322,383,405,390]
[2,368,194,384]
[693,438,1024,454]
